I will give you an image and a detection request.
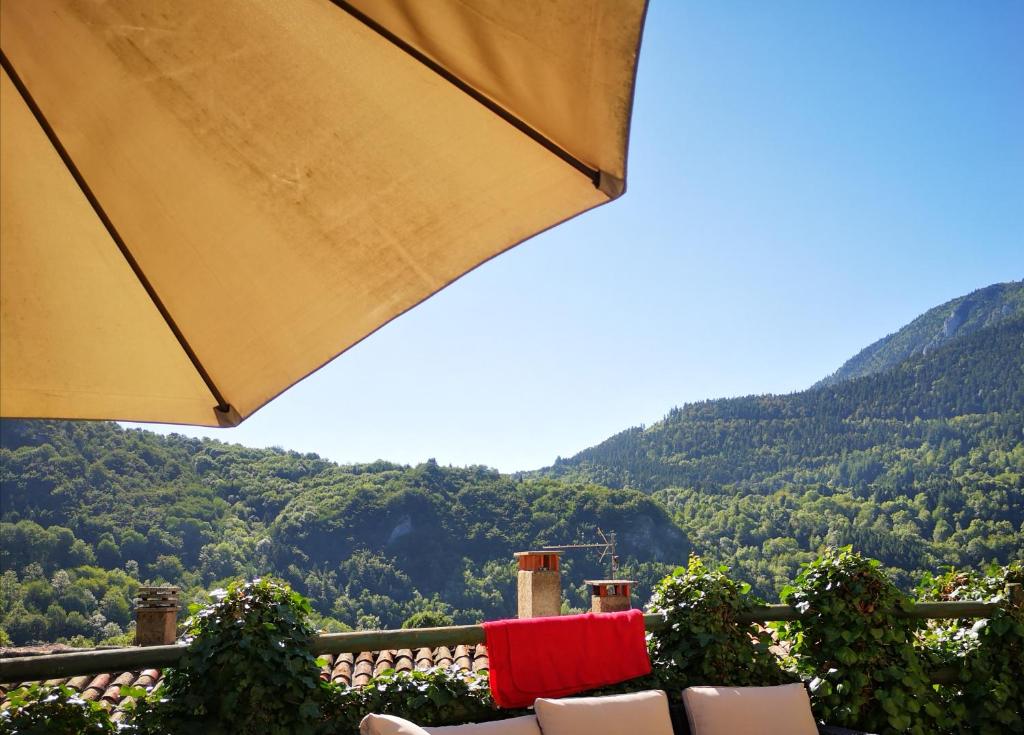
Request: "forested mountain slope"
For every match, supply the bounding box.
[0,421,686,646]
[2,286,1022,649]
[542,316,1024,593]
[816,280,1023,388]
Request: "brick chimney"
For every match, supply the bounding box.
[135,586,180,646]
[515,551,562,618]
[585,580,636,614]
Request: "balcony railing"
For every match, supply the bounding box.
[2,584,1020,685]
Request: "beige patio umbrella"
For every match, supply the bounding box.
[0,0,648,427]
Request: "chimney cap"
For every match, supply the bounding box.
[514,550,563,557]
[584,579,637,586]
[135,586,181,611]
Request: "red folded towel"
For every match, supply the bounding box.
[482,610,651,708]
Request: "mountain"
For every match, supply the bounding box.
[0,420,687,646]
[544,314,1024,492]
[815,280,1024,388]
[541,312,1024,593]
[2,282,1022,648]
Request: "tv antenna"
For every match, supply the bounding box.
[543,528,619,578]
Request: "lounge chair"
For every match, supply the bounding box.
[359,686,875,734]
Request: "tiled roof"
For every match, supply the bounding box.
[0,644,489,719]
[321,644,489,688]
[0,668,161,722]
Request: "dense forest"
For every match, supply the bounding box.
[1,283,1022,647]
[0,422,685,646]
[543,315,1024,593]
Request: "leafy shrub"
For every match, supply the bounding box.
[321,667,512,733]
[918,562,1024,734]
[646,555,793,690]
[401,610,454,629]
[781,546,939,734]
[0,683,124,735]
[130,579,328,735]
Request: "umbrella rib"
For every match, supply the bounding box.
[328,0,602,189]
[0,51,235,420]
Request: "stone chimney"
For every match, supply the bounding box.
[515,551,562,618]
[585,579,636,614]
[135,586,180,646]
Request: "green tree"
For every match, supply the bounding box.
[402,610,454,629]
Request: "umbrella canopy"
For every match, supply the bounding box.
[0,0,648,427]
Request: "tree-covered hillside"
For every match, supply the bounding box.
[542,316,1024,592]
[0,421,686,646]
[2,285,1022,649]
[815,280,1023,388]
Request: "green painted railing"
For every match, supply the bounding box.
[4,587,1019,685]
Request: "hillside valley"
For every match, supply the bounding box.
[1,281,1022,647]
[0,421,687,644]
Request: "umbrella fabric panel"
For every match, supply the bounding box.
[0,0,641,426]
[0,70,219,425]
[345,0,648,189]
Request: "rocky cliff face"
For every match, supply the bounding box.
[815,280,1023,388]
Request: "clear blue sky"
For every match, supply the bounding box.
[128,2,1024,472]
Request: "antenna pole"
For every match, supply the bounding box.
[543,528,620,579]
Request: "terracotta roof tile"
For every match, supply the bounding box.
[454,644,472,670]
[352,651,375,688]
[81,673,111,701]
[438,646,455,668]
[373,650,394,677]
[414,647,433,670]
[319,653,334,682]
[66,675,92,691]
[472,644,489,673]
[136,669,160,688]
[100,671,138,709]
[394,648,414,673]
[1,643,491,716]
[331,652,355,686]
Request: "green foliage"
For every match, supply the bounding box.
[4,560,1020,733]
[781,547,939,734]
[959,605,1024,734]
[0,684,118,735]
[321,668,509,733]
[816,280,1024,387]
[0,293,1021,652]
[122,581,518,734]
[646,555,793,690]
[0,565,135,647]
[402,610,455,629]
[1,419,687,642]
[548,317,1024,600]
[917,562,1024,734]
[130,579,329,735]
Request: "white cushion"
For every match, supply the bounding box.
[682,684,818,735]
[360,714,431,735]
[425,715,541,734]
[534,690,673,735]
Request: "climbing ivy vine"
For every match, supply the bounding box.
[129,578,329,735]
[780,547,942,734]
[917,562,1024,734]
[646,555,793,690]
